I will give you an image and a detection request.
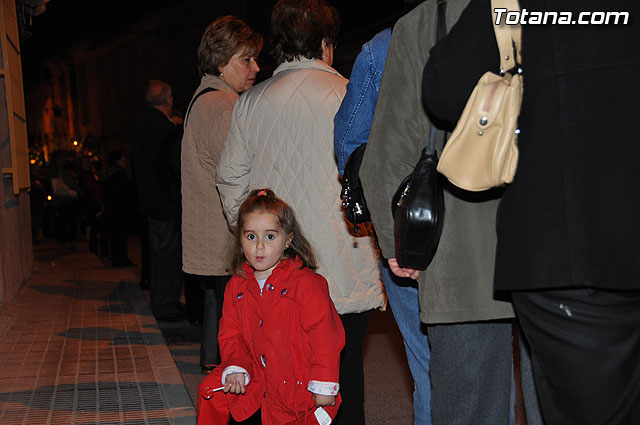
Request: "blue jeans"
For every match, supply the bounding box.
[381,260,432,425]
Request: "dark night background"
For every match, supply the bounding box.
[13,0,423,253]
[20,0,414,145]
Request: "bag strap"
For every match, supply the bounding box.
[185,87,218,126]
[491,0,522,73]
[427,0,449,155]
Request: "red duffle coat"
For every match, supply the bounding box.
[197,258,345,424]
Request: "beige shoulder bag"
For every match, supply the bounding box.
[436,0,523,192]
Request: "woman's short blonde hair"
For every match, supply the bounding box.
[197,15,263,77]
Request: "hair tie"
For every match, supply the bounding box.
[257,190,268,197]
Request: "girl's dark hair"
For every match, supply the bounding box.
[230,188,317,275]
[270,0,340,65]
[198,15,264,77]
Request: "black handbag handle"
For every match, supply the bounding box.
[427,0,448,155]
[185,87,218,127]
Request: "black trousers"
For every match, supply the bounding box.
[108,214,129,266]
[512,288,640,425]
[184,273,205,325]
[140,216,151,284]
[333,310,371,425]
[55,200,79,245]
[148,217,182,317]
[88,214,108,257]
[191,274,229,367]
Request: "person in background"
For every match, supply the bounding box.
[102,150,136,268]
[216,2,385,424]
[181,15,263,373]
[77,156,107,258]
[158,110,187,312]
[196,189,345,425]
[29,174,47,245]
[334,27,432,425]
[49,150,82,250]
[422,1,640,424]
[132,79,185,322]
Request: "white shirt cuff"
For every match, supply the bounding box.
[221,366,250,386]
[308,380,339,396]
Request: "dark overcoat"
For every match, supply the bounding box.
[423,0,640,291]
[131,106,174,220]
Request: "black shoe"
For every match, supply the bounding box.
[139,279,150,290]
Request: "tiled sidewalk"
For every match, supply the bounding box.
[0,243,196,425]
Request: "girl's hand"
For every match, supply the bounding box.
[313,394,336,407]
[223,372,246,394]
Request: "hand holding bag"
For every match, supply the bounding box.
[392,0,448,270]
[436,0,522,192]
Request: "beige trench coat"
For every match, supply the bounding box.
[181,75,237,275]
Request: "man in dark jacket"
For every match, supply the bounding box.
[132,79,184,321]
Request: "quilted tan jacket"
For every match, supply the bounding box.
[216,59,385,314]
[181,75,237,275]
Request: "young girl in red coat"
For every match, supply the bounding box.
[197,189,345,425]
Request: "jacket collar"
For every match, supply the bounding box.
[273,58,343,78]
[199,74,238,95]
[145,105,173,123]
[241,256,303,281]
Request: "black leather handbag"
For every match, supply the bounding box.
[391,0,448,270]
[392,144,445,270]
[341,143,370,228]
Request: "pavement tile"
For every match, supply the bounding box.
[0,242,197,424]
[3,238,419,425]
